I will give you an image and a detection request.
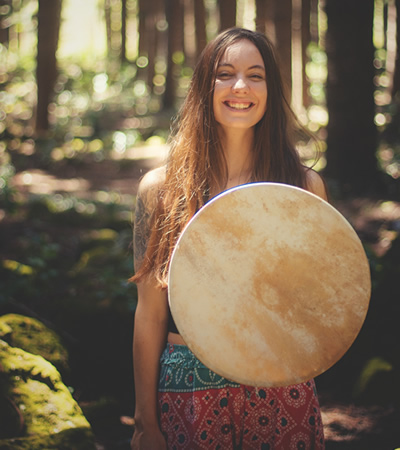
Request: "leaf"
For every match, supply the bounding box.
[353,357,393,397]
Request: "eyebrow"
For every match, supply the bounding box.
[218,63,265,71]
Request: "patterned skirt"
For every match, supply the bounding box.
[158,344,325,450]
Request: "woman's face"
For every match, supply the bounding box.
[213,39,267,132]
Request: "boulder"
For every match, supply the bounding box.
[0,314,69,378]
[0,340,95,449]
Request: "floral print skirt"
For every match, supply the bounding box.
[158,344,325,450]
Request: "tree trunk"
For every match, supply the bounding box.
[274,0,292,98]
[121,0,127,63]
[194,0,207,58]
[310,0,319,43]
[104,0,112,56]
[0,0,12,46]
[255,0,267,34]
[264,1,276,44]
[150,0,168,88]
[35,0,62,134]
[164,0,184,108]
[391,0,400,97]
[138,0,148,58]
[325,0,380,195]
[218,0,236,32]
[138,0,160,86]
[302,0,311,108]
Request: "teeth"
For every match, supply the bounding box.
[226,102,252,110]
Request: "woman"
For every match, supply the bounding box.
[131,28,327,450]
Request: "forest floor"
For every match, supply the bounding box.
[10,145,400,450]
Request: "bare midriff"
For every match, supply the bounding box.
[167,332,186,346]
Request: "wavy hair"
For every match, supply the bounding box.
[132,28,313,286]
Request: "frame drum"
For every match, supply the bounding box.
[168,183,371,387]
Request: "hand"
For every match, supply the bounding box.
[130,427,167,450]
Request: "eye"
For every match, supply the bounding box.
[249,73,265,80]
[216,71,232,79]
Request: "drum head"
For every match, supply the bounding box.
[168,183,371,387]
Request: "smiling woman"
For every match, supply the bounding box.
[130,27,327,450]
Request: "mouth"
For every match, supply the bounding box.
[224,101,254,110]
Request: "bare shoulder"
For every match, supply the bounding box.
[304,168,328,201]
[137,166,166,208]
[133,166,166,271]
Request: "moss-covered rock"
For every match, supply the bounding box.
[0,427,95,450]
[0,314,69,377]
[0,340,95,449]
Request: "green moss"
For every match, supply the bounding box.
[0,322,12,340]
[0,427,95,449]
[0,314,69,377]
[0,340,95,448]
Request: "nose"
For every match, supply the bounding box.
[232,76,249,93]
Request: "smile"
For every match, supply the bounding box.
[224,101,254,110]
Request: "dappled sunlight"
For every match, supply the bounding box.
[59,0,107,60]
[11,170,90,196]
[321,403,398,444]
[377,143,400,179]
[9,142,168,202]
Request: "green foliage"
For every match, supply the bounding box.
[0,161,17,212]
[0,56,171,177]
[353,356,393,398]
[0,181,137,404]
[0,193,137,312]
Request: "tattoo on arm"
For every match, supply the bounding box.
[133,193,151,271]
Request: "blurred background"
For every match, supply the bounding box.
[0,0,400,449]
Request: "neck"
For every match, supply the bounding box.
[218,126,255,189]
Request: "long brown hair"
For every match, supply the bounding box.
[132,27,312,286]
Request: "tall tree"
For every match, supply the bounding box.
[194,0,207,58]
[255,0,268,34]
[392,0,400,97]
[0,0,12,46]
[137,0,163,86]
[274,0,292,97]
[104,0,112,56]
[138,0,148,59]
[218,0,236,31]
[164,0,184,108]
[302,0,311,108]
[121,0,128,63]
[35,0,62,134]
[309,0,319,43]
[324,0,380,194]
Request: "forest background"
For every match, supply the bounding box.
[1,0,400,448]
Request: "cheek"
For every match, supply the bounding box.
[212,92,218,114]
[260,89,268,112]
[213,81,227,97]
[213,84,225,111]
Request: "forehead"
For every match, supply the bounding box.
[219,39,264,67]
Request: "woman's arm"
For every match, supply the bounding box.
[131,280,168,449]
[131,169,168,450]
